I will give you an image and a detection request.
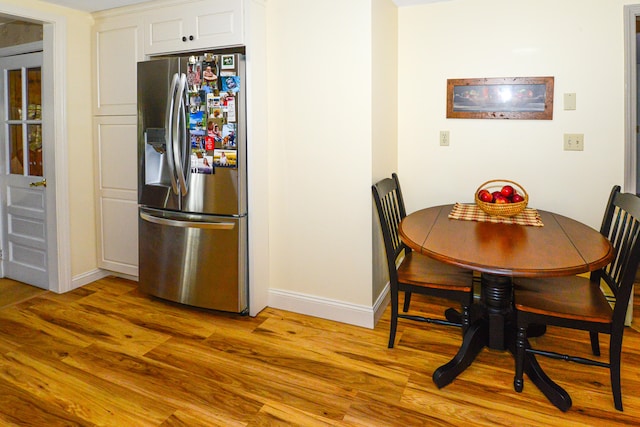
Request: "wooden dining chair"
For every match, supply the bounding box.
[372,173,474,348]
[513,185,640,411]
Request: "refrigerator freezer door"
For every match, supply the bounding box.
[138,207,248,313]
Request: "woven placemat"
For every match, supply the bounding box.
[448,203,544,227]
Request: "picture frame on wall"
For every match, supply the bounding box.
[446,76,554,120]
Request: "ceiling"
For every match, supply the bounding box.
[36,0,450,13]
[36,0,153,13]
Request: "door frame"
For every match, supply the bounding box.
[0,5,71,293]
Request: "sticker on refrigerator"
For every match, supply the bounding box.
[214,149,236,167]
[226,96,236,122]
[205,136,215,151]
[207,93,221,110]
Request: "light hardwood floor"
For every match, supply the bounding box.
[0,276,639,426]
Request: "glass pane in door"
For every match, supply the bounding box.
[7,69,22,120]
[5,66,43,177]
[27,67,41,120]
[9,124,24,175]
[28,124,42,176]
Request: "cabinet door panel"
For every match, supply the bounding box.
[100,198,139,275]
[97,119,137,192]
[144,0,243,55]
[195,3,242,44]
[94,16,143,115]
[146,8,185,53]
[93,116,138,275]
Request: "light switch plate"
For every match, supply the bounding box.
[564,133,583,151]
[564,93,576,110]
[439,131,450,146]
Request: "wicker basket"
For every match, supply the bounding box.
[475,179,528,217]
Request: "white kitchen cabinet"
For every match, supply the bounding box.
[93,15,144,116]
[92,13,143,276]
[93,115,139,276]
[143,0,243,55]
[91,0,268,316]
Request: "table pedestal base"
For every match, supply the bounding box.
[432,273,572,412]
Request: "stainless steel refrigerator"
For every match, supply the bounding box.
[137,48,248,314]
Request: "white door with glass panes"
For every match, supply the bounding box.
[0,52,48,289]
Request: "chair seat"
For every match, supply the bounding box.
[398,252,473,291]
[514,276,613,323]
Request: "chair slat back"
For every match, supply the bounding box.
[372,174,409,270]
[597,186,640,326]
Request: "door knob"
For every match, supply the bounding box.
[29,179,46,187]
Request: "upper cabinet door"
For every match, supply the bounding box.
[93,15,144,115]
[144,0,243,55]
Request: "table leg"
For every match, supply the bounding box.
[507,339,573,412]
[432,273,572,411]
[444,307,462,324]
[481,274,513,350]
[432,320,488,388]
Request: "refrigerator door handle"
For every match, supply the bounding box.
[165,73,180,195]
[179,73,192,192]
[172,73,188,196]
[140,211,236,230]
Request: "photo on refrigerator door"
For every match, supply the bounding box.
[202,53,218,92]
[190,130,205,150]
[190,110,205,130]
[222,75,240,93]
[207,117,224,144]
[191,153,214,174]
[222,123,236,148]
[220,54,235,70]
[213,149,236,167]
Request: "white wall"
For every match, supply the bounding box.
[266,0,375,319]
[65,13,96,278]
[372,0,398,305]
[398,0,632,229]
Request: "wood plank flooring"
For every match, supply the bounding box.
[0,276,640,425]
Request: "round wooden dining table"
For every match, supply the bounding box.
[399,204,614,412]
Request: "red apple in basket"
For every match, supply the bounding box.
[494,194,509,204]
[478,189,493,203]
[512,193,525,203]
[492,191,502,201]
[500,185,514,198]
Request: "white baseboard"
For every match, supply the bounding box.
[267,283,390,329]
[70,269,139,292]
[66,269,393,329]
[69,269,112,291]
[373,282,391,325]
